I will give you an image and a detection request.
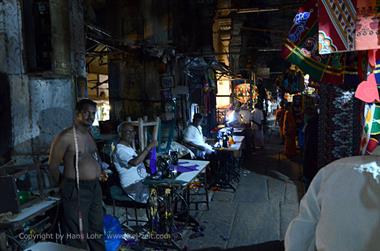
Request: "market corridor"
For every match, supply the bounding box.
[177,129,303,250]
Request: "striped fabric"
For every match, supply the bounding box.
[375,58,380,84]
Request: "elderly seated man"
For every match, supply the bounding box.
[112,121,157,203]
[183,113,214,159]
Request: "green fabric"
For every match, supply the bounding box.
[370,105,380,135]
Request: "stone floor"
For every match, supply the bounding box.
[178,129,304,251]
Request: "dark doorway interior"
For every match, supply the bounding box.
[0,73,11,164]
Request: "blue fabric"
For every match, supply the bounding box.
[375,59,380,84]
[150,147,157,174]
[103,215,123,251]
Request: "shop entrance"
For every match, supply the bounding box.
[85,44,111,127]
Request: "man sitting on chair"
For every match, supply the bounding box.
[183,113,214,159]
[112,122,157,203]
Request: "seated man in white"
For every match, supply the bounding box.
[112,121,157,203]
[183,113,214,159]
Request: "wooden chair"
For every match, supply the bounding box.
[126,116,160,151]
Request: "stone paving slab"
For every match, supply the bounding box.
[227,201,281,248]
[284,183,299,204]
[212,190,235,202]
[280,203,299,239]
[267,177,286,202]
[234,173,269,203]
[182,201,237,250]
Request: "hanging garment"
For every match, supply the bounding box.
[319,0,380,54]
[282,0,360,85]
[371,50,380,84]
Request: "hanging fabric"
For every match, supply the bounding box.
[319,0,380,54]
[282,0,360,85]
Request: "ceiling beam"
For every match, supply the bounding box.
[241,26,287,34]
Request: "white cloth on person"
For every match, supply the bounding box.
[285,155,380,251]
[251,108,264,126]
[183,124,213,158]
[112,144,149,203]
[239,109,252,125]
[251,108,264,147]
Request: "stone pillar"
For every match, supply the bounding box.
[69,0,86,78]
[50,0,71,75]
[1,0,24,74]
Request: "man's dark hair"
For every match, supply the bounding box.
[75,98,97,113]
[193,113,203,121]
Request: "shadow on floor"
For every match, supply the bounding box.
[194,240,284,251]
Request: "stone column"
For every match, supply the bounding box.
[50,0,71,75]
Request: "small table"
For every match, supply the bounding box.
[143,160,209,249]
[212,139,245,191]
[214,137,244,158]
[232,128,244,134]
[0,197,60,251]
[233,135,245,143]
[1,197,60,229]
[24,241,85,251]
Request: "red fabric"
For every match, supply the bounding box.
[319,0,380,54]
[355,73,380,103]
[368,50,377,68]
[366,138,379,154]
[356,0,380,51]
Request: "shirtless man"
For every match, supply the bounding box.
[49,99,105,251]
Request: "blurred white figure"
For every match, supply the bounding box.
[285,156,380,251]
[251,103,264,149]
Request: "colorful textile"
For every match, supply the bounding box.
[355,73,380,103]
[370,104,380,135]
[282,0,360,85]
[318,84,362,167]
[319,0,380,54]
[366,138,379,154]
[367,50,380,85]
[360,103,375,154]
[375,55,380,84]
[362,104,380,155]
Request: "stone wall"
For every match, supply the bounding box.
[0,0,85,163]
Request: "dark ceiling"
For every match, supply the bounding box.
[86,0,306,80]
